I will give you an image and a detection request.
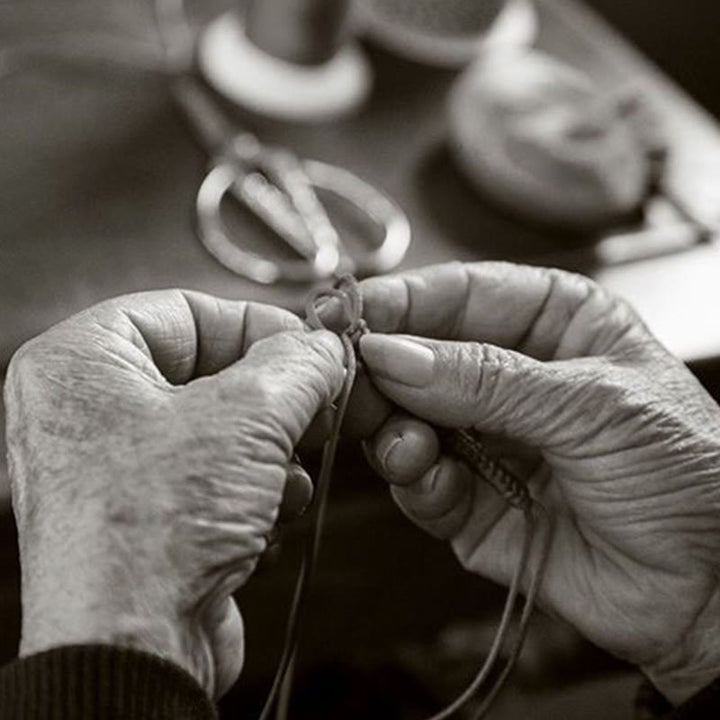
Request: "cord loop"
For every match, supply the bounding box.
[263,274,550,720]
[305,274,368,347]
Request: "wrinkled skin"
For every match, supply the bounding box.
[7,262,720,708]
[4,290,345,698]
[358,262,720,704]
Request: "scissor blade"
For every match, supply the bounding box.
[262,149,341,253]
[230,168,322,261]
[173,76,256,158]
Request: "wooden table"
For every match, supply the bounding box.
[1,0,720,368]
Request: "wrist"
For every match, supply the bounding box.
[19,564,212,692]
[20,603,203,681]
[642,585,720,706]
[644,652,720,707]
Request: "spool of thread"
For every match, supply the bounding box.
[198,0,371,121]
[447,50,652,229]
[245,0,352,66]
[366,0,506,37]
[359,0,538,67]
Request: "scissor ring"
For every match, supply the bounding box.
[196,160,411,284]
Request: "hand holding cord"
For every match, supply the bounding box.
[256,274,553,720]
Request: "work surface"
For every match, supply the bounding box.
[1,0,720,368]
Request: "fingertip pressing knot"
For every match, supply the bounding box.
[305,274,369,348]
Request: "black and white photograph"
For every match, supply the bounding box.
[1,1,720,718]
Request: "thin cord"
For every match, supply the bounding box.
[469,503,552,720]
[296,275,552,720]
[257,292,359,720]
[424,506,536,720]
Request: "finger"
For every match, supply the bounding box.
[366,412,543,506]
[279,462,313,520]
[365,418,516,540]
[341,368,394,441]
[204,597,244,699]
[359,262,646,360]
[85,290,304,384]
[299,369,393,448]
[212,329,346,453]
[360,333,577,447]
[388,456,479,539]
[299,406,335,451]
[304,248,399,441]
[254,540,284,577]
[364,414,440,486]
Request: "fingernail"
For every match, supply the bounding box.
[360,335,435,387]
[376,433,402,476]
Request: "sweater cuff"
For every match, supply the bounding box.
[0,645,217,720]
[636,677,720,719]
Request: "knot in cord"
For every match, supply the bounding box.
[305,274,368,347]
[262,273,551,720]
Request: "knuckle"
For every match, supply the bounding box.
[606,292,640,323]
[259,329,306,356]
[244,372,284,409]
[280,330,345,397]
[307,332,344,379]
[544,266,599,299]
[546,267,606,317]
[309,329,344,363]
[452,341,492,400]
[539,268,650,356]
[261,304,305,333]
[559,359,655,432]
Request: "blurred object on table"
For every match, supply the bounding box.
[199,0,371,121]
[245,0,352,65]
[448,49,654,230]
[358,0,539,67]
[174,76,411,283]
[1,0,720,370]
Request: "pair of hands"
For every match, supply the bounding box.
[5,262,720,705]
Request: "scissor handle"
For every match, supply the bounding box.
[196,159,411,284]
[304,160,411,276]
[196,162,339,284]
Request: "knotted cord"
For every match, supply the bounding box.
[256,278,360,720]
[257,274,551,720]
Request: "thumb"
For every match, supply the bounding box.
[360,333,570,447]
[211,329,346,453]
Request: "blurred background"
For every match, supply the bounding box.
[2,0,720,717]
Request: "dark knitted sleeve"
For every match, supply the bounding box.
[636,678,720,720]
[0,645,217,720]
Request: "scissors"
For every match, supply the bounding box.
[173,77,412,284]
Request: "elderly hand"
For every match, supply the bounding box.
[358,262,720,705]
[4,290,345,698]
